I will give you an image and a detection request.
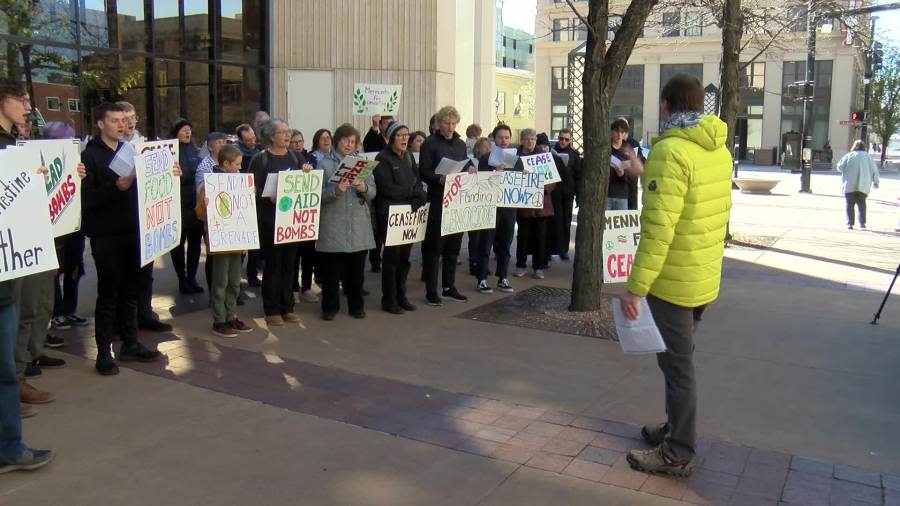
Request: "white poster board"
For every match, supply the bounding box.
[329,156,377,186]
[496,171,545,209]
[0,149,59,281]
[204,173,260,253]
[603,210,641,283]
[385,203,429,246]
[136,139,179,160]
[352,83,402,115]
[274,170,323,244]
[440,172,499,236]
[135,149,180,266]
[16,139,82,236]
[521,152,562,184]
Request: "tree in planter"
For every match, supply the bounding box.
[871,45,900,168]
[564,0,659,311]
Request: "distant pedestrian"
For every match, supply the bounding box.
[837,140,880,230]
[621,74,733,477]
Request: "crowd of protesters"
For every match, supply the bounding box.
[1,74,736,479]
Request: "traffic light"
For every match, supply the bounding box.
[850,111,865,121]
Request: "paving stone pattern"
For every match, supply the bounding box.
[64,334,896,505]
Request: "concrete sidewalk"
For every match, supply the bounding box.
[3,169,899,505]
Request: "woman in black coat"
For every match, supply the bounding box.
[170,119,204,293]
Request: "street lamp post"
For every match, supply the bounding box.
[800,0,816,193]
[861,16,877,143]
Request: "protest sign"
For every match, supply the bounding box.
[488,146,518,168]
[0,149,59,282]
[135,149,180,266]
[521,152,561,184]
[17,139,82,236]
[352,83,402,115]
[385,203,429,246]
[204,173,260,253]
[440,172,498,236]
[435,157,471,177]
[496,171,544,209]
[274,170,323,244]
[136,139,179,160]
[359,152,380,161]
[602,210,641,283]
[329,156,376,186]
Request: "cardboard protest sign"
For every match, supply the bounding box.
[359,152,380,161]
[274,170,323,244]
[352,83,402,115]
[204,173,260,253]
[602,210,641,283]
[496,171,545,209]
[17,139,82,236]
[521,152,561,184]
[136,139,179,160]
[0,148,59,282]
[135,149,180,266]
[385,203,429,246]
[440,172,499,236]
[328,156,376,186]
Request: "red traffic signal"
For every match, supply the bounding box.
[850,111,865,121]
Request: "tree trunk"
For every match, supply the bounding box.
[719,0,744,156]
[569,0,659,311]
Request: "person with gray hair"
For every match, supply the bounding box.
[252,111,270,147]
[837,139,880,230]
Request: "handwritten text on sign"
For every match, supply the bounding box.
[136,149,180,266]
[496,171,544,209]
[441,172,498,236]
[385,204,429,246]
[602,210,641,283]
[352,83,402,115]
[136,139,179,160]
[0,149,59,282]
[329,156,376,186]
[204,173,260,252]
[17,139,82,237]
[275,170,323,244]
[521,153,562,185]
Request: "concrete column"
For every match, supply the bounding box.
[472,0,497,129]
[643,58,660,142]
[829,55,855,163]
[534,48,551,133]
[702,55,720,88]
[762,60,783,152]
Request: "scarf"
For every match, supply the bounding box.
[660,111,702,133]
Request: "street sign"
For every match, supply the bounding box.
[839,120,863,127]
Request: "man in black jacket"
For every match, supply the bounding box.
[551,128,580,260]
[474,124,516,294]
[363,114,392,153]
[419,106,469,306]
[81,102,164,376]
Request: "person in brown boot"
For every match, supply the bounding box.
[18,375,55,405]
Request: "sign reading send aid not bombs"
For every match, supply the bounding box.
[136,149,180,266]
[603,210,641,284]
[385,203,429,246]
[17,139,82,237]
[352,83,402,115]
[496,171,544,209]
[0,149,59,282]
[441,172,498,236]
[274,170,322,244]
[204,173,260,253]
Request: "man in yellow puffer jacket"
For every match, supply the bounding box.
[622,74,732,477]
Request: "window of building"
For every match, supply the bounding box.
[513,94,522,116]
[552,66,569,91]
[742,62,765,89]
[612,65,645,141]
[46,96,61,111]
[551,103,569,140]
[781,60,833,153]
[662,12,680,37]
[68,98,80,112]
[496,91,506,115]
[528,44,533,54]
[552,18,569,42]
[660,63,703,92]
[572,18,587,41]
[502,56,507,67]
[684,12,703,36]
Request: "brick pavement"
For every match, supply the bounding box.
[60,332,898,506]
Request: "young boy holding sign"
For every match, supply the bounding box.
[195,145,253,338]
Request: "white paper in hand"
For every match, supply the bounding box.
[610,155,622,169]
[109,141,137,177]
[435,157,470,176]
[612,297,667,354]
[488,146,518,168]
[261,173,278,198]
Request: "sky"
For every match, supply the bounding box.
[501,0,539,35]
[874,0,900,47]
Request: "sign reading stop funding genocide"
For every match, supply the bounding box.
[441,172,498,236]
[204,173,260,253]
[274,170,323,244]
[352,83,402,115]
[0,148,59,282]
[385,203,430,246]
[603,210,641,283]
[136,148,180,266]
[17,139,82,237]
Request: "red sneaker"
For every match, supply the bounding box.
[211,323,238,338]
[229,318,253,333]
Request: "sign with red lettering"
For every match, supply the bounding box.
[603,210,641,284]
[328,155,376,186]
[135,149,180,266]
[274,170,322,244]
[440,172,498,236]
[204,173,259,253]
[17,139,82,237]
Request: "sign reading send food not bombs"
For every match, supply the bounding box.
[204,173,260,253]
[17,139,82,237]
[136,148,180,266]
[274,170,322,244]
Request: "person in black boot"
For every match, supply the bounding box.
[419,106,470,306]
[373,122,427,314]
[81,103,167,375]
[170,119,204,294]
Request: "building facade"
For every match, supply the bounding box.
[534,0,867,163]
[497,26,535,71]
[495,67,535,139]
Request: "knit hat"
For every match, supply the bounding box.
[385,121,408,144]
[536,132,551,147]
[170,118,192,140]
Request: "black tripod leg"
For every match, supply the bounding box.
[871,264,900,325]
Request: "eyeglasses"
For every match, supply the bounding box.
[558,137,571,141]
